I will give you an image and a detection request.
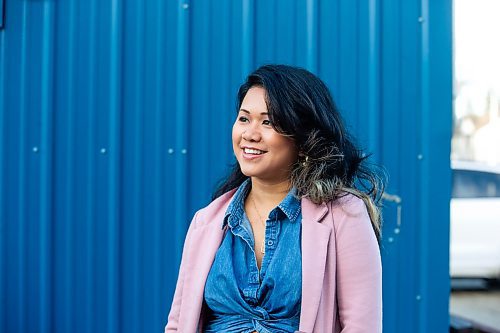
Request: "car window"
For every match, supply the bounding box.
[452,169,500,198]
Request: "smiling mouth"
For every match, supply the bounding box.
[243,147,266,155]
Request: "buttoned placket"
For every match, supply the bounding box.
[259,210,281,280]
[229,212,261,306]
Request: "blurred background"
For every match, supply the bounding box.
[449,0,500,331]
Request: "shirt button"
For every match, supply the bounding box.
[267,240,274,246]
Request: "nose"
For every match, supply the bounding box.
[242,124,261,142]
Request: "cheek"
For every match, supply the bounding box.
[284,141,298,163]
[284,149,299,165]
[272,137,298,164]
[231,122,238,141]
[232,123,241,150]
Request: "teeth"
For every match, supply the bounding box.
[244,148,264,155]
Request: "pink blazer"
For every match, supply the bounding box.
[165,189,382,333]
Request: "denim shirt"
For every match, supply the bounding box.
[203,180,302,333]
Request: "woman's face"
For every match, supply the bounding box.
[232,86,298,183]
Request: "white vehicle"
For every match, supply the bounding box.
[450,160,500,279]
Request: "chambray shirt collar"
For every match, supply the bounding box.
[222,179,301,229]
[222,179,251,229]
[277,187,301,222]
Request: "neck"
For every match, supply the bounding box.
[248,177,291,208]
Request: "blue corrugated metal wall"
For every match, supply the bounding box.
[0,0,452,332]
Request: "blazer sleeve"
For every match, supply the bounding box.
[334,197,382,333]
[164,211,199,332]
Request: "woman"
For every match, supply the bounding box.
[165,64,384,333]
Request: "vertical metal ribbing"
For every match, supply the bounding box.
[417,0,452,331]
[174,0,190,266]
[241,0,254,78]
[194,0,210,201]
[422,1,452,332]
[84,0,98,333]
[335,0,341,93]
[306,0,318,72]
[17,2,28,332]
[86,1,97,332]
[153,0,165,324]
[62,1,76,332]
[418,0,430,331]
[354,0,360,126]
[367,0,381,155]
[131,1,144,330]
[86,1,99,332]
[0,0,5,29]
[39,2,55,333]
[108,0,122,331]
[0,8,5,333]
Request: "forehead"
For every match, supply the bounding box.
[240,86,268,113]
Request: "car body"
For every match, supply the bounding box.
[450,160,500,279]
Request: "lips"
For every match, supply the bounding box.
[243,147,266,155]
[241,146,267,160]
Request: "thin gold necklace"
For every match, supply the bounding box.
[250,194,267,254]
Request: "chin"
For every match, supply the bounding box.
[239,167,264,179]
[240,169,259,178]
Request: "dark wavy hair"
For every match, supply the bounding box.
[213,64,385,239]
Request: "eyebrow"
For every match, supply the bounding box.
[239,108,269,115]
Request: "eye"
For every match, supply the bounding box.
[238,116,249,123]
[262,119,272,126]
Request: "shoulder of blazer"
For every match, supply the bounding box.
[301,193,366,225]
[191,188,238,229]
[327,193,370,231]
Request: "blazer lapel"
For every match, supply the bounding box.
[299,199,331,333]
[178,216,227,332]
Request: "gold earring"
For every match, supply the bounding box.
[302,156,309,167]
